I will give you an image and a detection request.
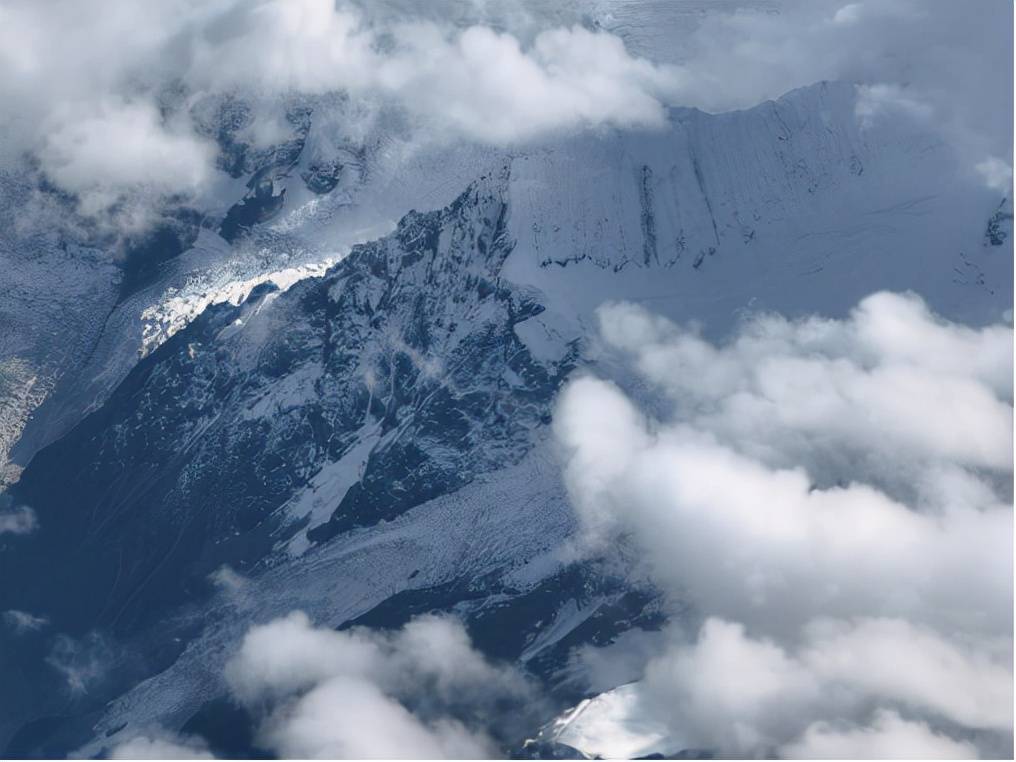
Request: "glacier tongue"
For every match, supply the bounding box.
[138,235,340,358]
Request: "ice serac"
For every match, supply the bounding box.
[0,81,1011,756]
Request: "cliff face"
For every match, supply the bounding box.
[501,81,1009,333]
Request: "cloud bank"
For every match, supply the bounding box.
[0,0,679,221]
[555,292,1013,758]
[0,0,1009,228]
[108,612,540,759]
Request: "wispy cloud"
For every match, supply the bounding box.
[654,0,1012,190]
[1,609,48,633]
[45,632,114,695]
[0,504,37,535]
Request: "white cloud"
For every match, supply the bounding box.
[640,619,821,753]
[855,83,934,129]
[258,676,492,759]
[109,733,215,759]
[801,618,1013,732]
[2,0,1009,221]
[375,23,677,144]
[208,564,248,594]
[590,292,1013,492]
[782,709,979,759]
[0,0,680,220]
[224,610,382,706]
[207,564,257,615]
[0,0,220,219]
[637,616,1011,755]
[222,611,534,758]
[977,156,1015,193]
[39,99,216,219]
[0,505,37,535]
[555,291,1013,757]
[193,2,681,143]
[831,3,865,26]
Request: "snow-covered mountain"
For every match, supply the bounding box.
[0,93,498,480]
[0,80,1010,757]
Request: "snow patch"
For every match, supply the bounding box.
[283,423,383,556]
[551,683,677,759]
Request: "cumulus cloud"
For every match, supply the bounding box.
[977,156,1015,194]
[259,677,492,759]
[0,0,221,222]
[224,610,382,707]
[369,23,677,144]
[555,292,1013,757]
[1,0,1009,227]
[855,83,934,130]
[220,611,537,758]
[39,99,216,219]
[187,1,680,142]
[0,505,37,535]
[109,732,214,760]
[0,0,678,221]
[783,709,979,759]
[638,617,1011,756]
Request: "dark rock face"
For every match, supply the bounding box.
[218,172,288,242]
[306,167,568,542]
[0,167,583,753]
[985,197,1013,246]
[349,559,664,695]
[301,156,345,195]
[196,96,310,181]
[117,207,204,300]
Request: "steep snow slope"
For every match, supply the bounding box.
[502,81,1009,336]
[0,81,1010,756]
